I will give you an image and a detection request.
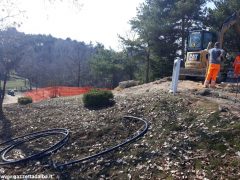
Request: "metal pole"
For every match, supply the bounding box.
[170,57,182,95]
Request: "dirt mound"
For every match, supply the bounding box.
[1,79,240,179]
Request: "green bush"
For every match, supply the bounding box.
[18,96,33,105]
[83,89,114,108]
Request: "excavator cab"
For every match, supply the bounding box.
[187,30,217,52]
[180,30,217,79]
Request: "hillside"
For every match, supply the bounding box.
[1,79,240,179]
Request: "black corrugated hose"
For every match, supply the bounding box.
[0,116,149,169]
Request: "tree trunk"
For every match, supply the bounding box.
[145,48,150,83]
[129,50,134,80]
[112,73,119,88]
[77,61,81,87]
[129,68,134,80]
[0,98,3,115]
[29,80,32,90]
[0,74,7,115]
[181,17,186,59]
[0,77,3,115]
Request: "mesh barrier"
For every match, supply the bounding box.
[25,86,92,102]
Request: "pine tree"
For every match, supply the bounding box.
[206,0,240,52]
[128,0,207,80]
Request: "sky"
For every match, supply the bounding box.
[13,0,144,50]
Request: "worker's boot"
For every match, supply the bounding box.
[210,80,216,88]
[204,80,210,88]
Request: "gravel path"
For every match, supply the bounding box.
[3,92,23,105]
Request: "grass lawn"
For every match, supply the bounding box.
[1,76,29,91]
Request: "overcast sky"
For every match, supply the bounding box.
[14,0,144,50]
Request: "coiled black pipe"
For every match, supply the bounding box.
[0,116,149,169]
[0,128,69,165]
[54,116,149,169]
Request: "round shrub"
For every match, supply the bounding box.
[83,89,114,108]
[18,96,33,105]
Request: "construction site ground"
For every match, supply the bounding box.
[1,78,240,179]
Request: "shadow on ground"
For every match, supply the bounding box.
[0,112,13,142]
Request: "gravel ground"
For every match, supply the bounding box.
[0,80,240,179]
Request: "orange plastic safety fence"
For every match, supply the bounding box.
[25,86,93,102]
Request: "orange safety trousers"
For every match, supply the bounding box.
[234,66,240,76]
[206,64,220,81]
[233,56,240,76]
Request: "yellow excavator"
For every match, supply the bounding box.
[180,10,240,81]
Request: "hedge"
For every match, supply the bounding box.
[18,96,33,105]
[83,89,114,108]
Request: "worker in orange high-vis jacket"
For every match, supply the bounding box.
[204,42,225,88]
[233,53,240,78]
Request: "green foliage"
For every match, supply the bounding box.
[18,96,33,105]
[206,0,240,51]
[126,0,207,80]
[119,34,153,83]
[83,89,114,108]
[118,35,146,80]
[90,44,125,88]
[0,75,29,91]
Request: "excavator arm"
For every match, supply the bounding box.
[219,10,240,48]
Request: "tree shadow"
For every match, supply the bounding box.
[0,112,34,163]
[0,112,13,142]
[84,100,116,110]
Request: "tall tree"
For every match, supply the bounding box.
[173,0,207,58]
[68,41,90,87]
[0,0,25,114]
[119,32,145,81]
[206,0,240,52]
[90,44,124,88]
[128,0,207,81]
[0,0,25,29]
[0,28,23,113]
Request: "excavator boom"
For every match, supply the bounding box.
[219,10,240,48]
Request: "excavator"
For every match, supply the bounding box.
[180,10,240,81]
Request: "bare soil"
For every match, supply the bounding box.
[0,79,240,179]
[3,93,23,105]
